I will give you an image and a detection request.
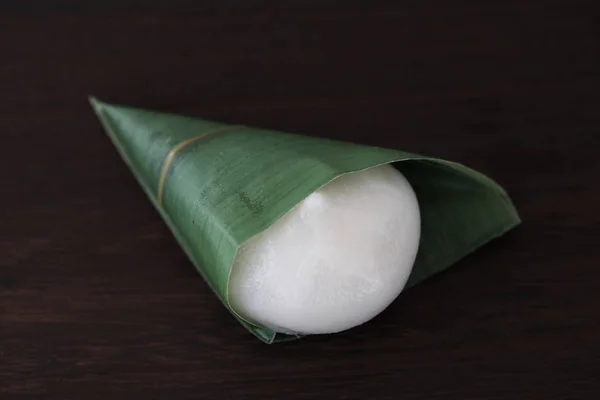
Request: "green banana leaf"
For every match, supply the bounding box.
[90,97,520,344]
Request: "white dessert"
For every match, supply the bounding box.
[228,164,421,335]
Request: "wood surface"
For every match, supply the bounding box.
[1,1,599,399]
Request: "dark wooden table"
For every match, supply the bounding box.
[2,2,599,399]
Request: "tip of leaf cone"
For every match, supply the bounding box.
[88,96,103,114]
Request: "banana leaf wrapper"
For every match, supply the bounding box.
[90,98,521,344]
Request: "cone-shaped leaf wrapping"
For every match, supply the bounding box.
[91,98,520,343]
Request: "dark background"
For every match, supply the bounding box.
[1,1,599,399]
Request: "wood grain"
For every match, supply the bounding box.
[1,2,599,399]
